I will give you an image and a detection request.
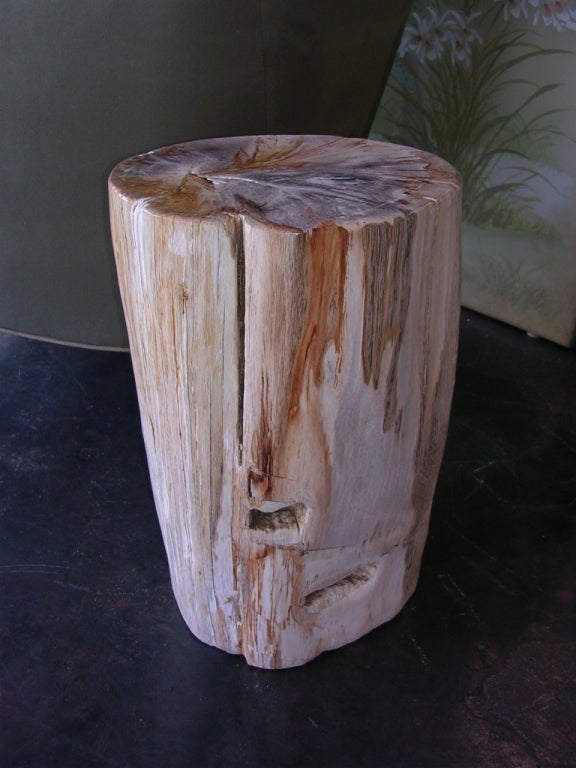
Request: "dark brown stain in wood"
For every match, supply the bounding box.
[288,225,349,420]
[179,283,189,315]
[249,373,274,499]
[111,174,218,219]
[361,215,414,431]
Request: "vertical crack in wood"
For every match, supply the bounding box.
[233,218,245,465]
[248,372,274,499]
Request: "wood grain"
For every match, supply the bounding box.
[109,135,461,668]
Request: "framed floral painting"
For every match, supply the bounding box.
[373,0,576,346]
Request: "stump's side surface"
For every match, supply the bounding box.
[109,136,461,668]
[110,200,244,654]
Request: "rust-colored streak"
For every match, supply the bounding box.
[361,216,414,431]
[288,225,349,419]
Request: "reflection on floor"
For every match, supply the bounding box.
[1,310,575,768]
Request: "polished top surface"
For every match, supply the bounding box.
[109,135,459,229]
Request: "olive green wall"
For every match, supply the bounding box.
[1,0,410,348]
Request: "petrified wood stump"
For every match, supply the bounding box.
[108,135,461,669]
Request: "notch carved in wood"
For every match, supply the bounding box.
[303,563,377,613]
[248,502,307,534]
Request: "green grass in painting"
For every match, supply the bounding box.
[374,1,572,235]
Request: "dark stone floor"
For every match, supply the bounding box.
[1,310,575,768]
